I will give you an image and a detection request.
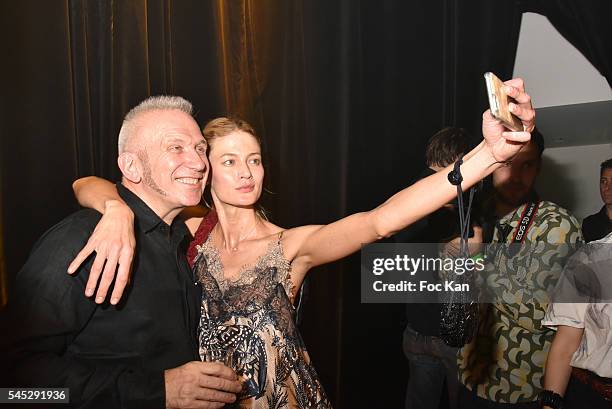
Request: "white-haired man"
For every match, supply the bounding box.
[3,96,242,408]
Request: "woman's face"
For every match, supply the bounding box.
[208,130,264,208]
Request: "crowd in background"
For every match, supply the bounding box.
[399,127,612,409]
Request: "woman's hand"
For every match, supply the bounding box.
[67,200,136,305]
[482,77,535,163]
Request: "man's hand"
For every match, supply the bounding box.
[165,361,243,409]
[67,200,136,305]
[482,77,535,163]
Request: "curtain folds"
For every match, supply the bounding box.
[211,0,282,128]
[0,166,5,309]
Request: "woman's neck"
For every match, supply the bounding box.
[213,203,261,252]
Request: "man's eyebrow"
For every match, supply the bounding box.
[162,136,206,146]
[163,136,187,144]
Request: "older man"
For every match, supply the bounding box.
[3,96,242,408]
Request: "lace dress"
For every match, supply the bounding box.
[194,232,332,409]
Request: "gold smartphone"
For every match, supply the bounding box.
[484,72,522,131]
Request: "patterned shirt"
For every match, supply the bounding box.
[458,200,582,403]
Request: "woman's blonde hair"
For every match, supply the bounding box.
[203,116,261,147]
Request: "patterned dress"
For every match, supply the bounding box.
[193,232,332,409]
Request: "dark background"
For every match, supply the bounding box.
[1,1,610,407]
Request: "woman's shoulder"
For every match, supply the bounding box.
[271,224,324,259]
[258,220,285,240]
[280,224,323,237]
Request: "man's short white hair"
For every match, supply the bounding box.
[117,95,193,153]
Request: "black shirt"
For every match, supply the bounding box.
[2,184,201,408]
[582,206,612,243]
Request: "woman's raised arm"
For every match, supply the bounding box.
[69,176,135,305]
[287,78,534,278]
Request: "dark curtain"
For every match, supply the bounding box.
[0,161,5,308]
[3,0,605,407]
[527,0,612,87]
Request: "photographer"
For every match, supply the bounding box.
[456,130,583,409]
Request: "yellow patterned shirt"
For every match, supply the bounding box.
[457,201,583,403]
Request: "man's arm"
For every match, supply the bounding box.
[542,325,584,409]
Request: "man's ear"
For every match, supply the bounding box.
[118,152,142,183]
